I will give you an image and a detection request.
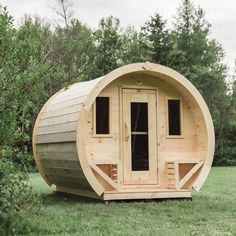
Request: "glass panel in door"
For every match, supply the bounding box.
[131,102,149,171]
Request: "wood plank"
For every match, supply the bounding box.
[103,190,191,200]
[122,88,156,94]
[51,88,92,105]
[174,161,179,187]
[56,186,101,200]
[50,94,88,106]
[44,166,85,178]
[122,92,131,183]
[53,78,99,100]
[46,95,87,111]
[36,121,78,135]
[86,152,118,161]
[49,175,91,190]
[89,161,118,189]
[42,103,82,119]
[39,151,78,161]
[176,159,201,164]
[90,159,119,165]
[37,142,77,153]
[41,159,81,169]
[177,161,203,189]
[85,143,119,153]
[147,92,158,181]
[39,112,79,127]
[35,131,76,144]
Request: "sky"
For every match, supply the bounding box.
[1,0,235,76]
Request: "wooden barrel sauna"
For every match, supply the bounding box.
[33,62,215,200]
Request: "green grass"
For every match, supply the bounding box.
[24,167,236,235]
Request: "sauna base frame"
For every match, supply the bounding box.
[56,186,192,201]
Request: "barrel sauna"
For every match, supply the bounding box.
[33,62,215,200]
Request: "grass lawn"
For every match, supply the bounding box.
[24,167,236,235]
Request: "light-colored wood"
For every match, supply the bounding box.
[39,112,79,127]
[32,88,64,185]
[35,131,76,144]
[33,62,214,201]
[46,95,87,111]
[77,109,105,196]
[89,160,118,190]
[89,159,119,165]
[42,103,82,119]
[36,121,78,135]
[122,89,158,185]
[56,186,102,200]
[166,160,203,190]
[50,87,93,105]
[103,189,191,200]
[176,161,203,189]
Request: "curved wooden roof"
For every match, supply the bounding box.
[33,62,215,195]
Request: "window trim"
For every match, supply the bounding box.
[165,97,184,139]
[93,96,113,138]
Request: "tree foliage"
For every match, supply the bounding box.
[121,26,150,64]
[94,16,123,76]
[141,13,172,65]
[171,0,231,165]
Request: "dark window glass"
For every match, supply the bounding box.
[168,99,181,135]
[96,97,109,134]
[131,103,148,132]
[131,135,149,171]
[131,102,149,171]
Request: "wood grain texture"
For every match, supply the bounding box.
[33,62,214,200]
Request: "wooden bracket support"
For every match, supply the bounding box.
[89,160,118,190]
[167,160,203,190]
[176,161,203,189]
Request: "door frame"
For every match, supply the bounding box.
[119,85,160,186]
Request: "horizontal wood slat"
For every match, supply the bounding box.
[37,142,77,152]
[50,89,92,105]
[44,166,85,178]
[48,174,90,188]
[35,131,76,144]
[39,112,79,127]
[54,78,101,100]
[39,151,78,161]
[41,104,82,119]
[41,159,81,169]
[46,95,87,111]
[36,121,78,135]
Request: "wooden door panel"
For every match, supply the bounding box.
[122,89,157,185]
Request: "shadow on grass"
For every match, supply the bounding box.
[40,191,196,207]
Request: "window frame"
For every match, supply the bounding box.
[165,97,184,139]
[93,96,113,138]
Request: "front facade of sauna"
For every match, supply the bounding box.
[33,62,215,200]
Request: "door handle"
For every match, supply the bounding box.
[124,121,129,141]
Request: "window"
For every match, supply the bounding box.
[131,102,149,171]
[168,99,181,135]
[95,97,110,134]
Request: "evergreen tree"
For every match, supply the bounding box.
[94,16,123,76]
[172,0,230,165]
[53,19,97,82]
[121,26,150,64]
[141,13,172,66]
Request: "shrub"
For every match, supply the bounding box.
[0,159,40,235]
